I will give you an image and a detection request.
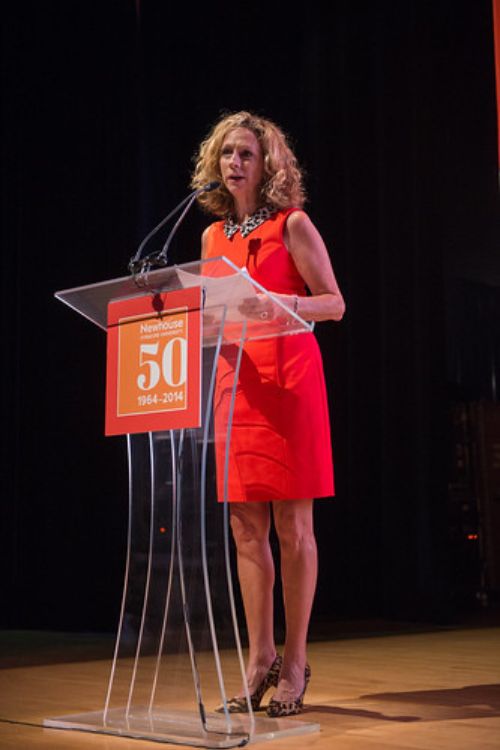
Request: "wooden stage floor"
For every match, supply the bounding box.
[0,625,499,749]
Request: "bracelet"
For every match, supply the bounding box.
[293,295,299,314]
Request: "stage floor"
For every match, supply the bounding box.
[0,625,499,749]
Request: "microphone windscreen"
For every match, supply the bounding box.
[203,180,221,192]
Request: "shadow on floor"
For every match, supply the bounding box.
[303,683,500,723]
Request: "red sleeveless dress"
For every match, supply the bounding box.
[204,207,334,502]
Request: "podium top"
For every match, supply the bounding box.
[55,256,313,344]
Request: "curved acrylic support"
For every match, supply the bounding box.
[46,278,320,746]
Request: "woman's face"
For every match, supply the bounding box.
[219,127,264,208]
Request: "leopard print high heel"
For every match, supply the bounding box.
[216,654,283,713]
[266,663,311,717]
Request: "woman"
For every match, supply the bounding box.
[192,111,345,717]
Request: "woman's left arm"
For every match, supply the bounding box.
[282,210,345,322]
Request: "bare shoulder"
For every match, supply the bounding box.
[283,209,327,255]
[284,209,314,236]
[201,225,212,242]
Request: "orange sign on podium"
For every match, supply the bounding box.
[105,286,202,436]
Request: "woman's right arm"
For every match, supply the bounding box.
[201,226,211,259]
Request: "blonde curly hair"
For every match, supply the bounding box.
[191,111,305,216]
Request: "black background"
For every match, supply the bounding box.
[1,0,499,633]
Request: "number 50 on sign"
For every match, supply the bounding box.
[105,287,202,436]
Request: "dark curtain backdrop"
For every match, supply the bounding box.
[1,0,499,631]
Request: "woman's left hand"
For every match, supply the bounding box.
[238,292,294,321]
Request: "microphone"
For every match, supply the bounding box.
[128,180,220,274]
[198,180,221,192]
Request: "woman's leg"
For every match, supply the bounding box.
[272,498,317,700]
[230,501,277,692]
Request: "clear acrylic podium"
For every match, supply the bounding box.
[45,257,320,747]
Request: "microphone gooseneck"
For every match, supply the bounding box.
[128,180,220,275]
